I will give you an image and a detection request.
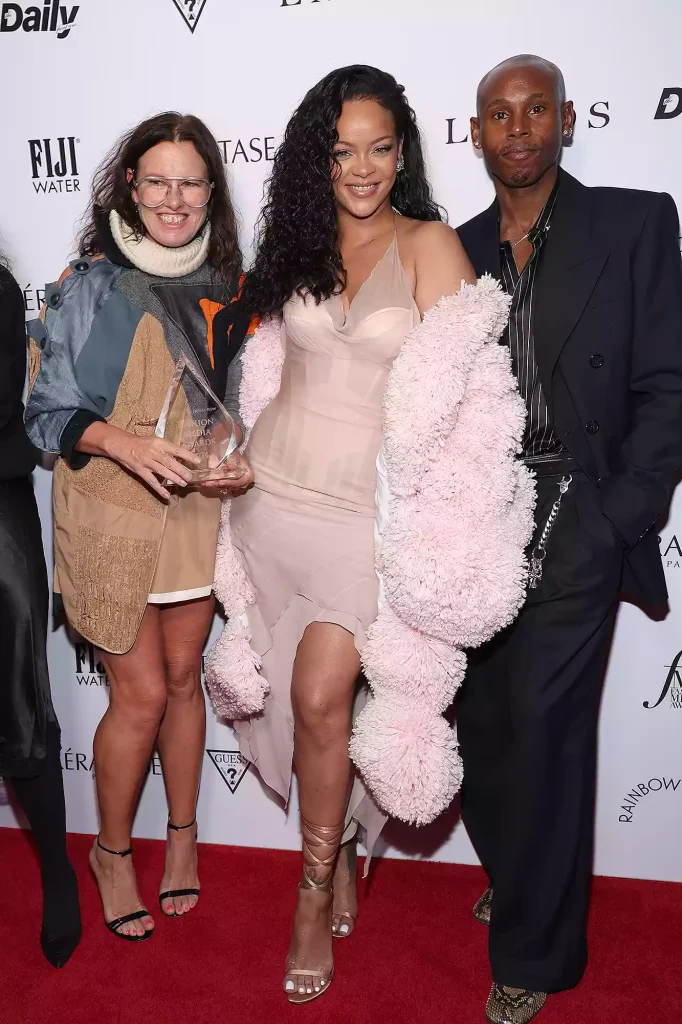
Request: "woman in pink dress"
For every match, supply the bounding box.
[207,65,533,1002]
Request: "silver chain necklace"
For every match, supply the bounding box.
[511,231,531,249]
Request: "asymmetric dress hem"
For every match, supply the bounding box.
[231,235,420,859]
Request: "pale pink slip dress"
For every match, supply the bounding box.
[230,235,420,856]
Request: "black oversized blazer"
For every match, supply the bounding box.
[458,168,682,606]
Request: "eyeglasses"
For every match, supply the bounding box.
[134,176,214,209]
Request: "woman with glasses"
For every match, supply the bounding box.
[26,112,254,942]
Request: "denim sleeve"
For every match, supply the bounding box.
[25,260,138,457]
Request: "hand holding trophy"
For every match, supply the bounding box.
[155,354,250,491]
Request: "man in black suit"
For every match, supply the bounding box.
[456,54,682,1024]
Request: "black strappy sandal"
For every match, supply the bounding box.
[94,837,153,942]
[159,817,200,918]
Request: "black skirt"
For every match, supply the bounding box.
[0,476,55,778]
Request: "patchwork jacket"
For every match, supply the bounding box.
[25,237,252,654]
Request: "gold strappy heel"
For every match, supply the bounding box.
[283,817,344,1005]
[332,837,358,939]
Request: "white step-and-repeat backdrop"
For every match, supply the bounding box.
[1,0,681,881]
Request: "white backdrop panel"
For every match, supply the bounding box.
[0,0,680,881]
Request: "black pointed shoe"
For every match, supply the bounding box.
[485,984,547,1024]
[40,924,82,968]
[473,886,493,925]
[40,861,82,967]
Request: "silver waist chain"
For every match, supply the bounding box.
[528,475,573,589]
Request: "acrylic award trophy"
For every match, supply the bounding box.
[155,353,238,484]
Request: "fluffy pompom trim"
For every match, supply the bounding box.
[204,621,266,720]
[239,315,284,434]
[361,606,466,713]
[349,694,463,825]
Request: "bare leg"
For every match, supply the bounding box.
[283,622,360,1001]
[156,596,213,916]
[89,606,167,937]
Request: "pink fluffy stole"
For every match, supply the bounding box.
[205,279,535,825]
[204,316,284,719]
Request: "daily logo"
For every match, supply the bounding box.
[206,750,249,794]
[0,2,79,38]
[644,652,682,710]
[654,88,682,120]
[29,136,80,195]
[171,0,208,32]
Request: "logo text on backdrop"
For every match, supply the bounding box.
[29,137,80,194]
[1,2,78,38]
[23,283,45,315]
[660,533,681,568]
[206,750,249,794]
[74,642,109,687]
[618,777,681,822]
[654,88,682,119]
[217,138,277,164]
[171,0,208,32]
[644,652,682,710]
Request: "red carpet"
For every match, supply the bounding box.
[1,827,680,1024]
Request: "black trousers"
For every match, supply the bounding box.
[457,468,622,992]
[0,475,54,778]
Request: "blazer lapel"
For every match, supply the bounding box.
[533,170,609,392]
[464,198,501,281]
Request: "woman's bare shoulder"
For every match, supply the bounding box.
[397,218,467,260]
[414,219,466,252]
[401,220,476,314]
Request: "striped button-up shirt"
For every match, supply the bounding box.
[499,181,564,461]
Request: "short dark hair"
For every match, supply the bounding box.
[242,65,443,314]
[477,54,566,115]
[78,112,241,281]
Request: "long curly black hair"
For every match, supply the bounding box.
[241,65,443,314]
[78,112,241,282]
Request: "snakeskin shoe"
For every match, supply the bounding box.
[485,984,547,1023]
[473,887,493,925]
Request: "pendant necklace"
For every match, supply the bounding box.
[511,231,531,249]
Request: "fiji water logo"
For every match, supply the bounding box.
[74,642,109,687]
[1,2,79,38]
[29,136,80,195]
